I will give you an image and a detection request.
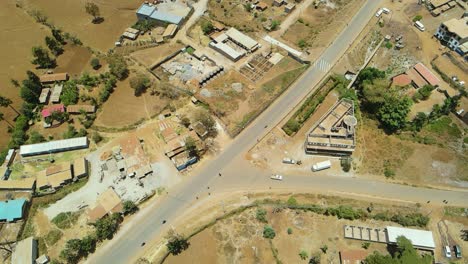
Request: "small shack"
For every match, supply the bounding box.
[0,199,27,222]
[39,73,68,84]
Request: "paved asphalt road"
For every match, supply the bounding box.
[87,1,466,262]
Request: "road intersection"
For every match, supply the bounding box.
[86,0,468,262]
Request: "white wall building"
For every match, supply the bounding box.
[435,17,468,56]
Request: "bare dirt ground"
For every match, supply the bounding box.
[54,44,94,78]
[21,0,141,52]
[130,43,185,69]
[142,192,467,264]
[281,0,366,59]
[0,1,49,149]
[197,56,306,135]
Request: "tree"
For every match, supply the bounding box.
[270,20,280,31]
[201,20,214,35]
[28,130,46,144]
[298,39,307,49]
[60,80,79,106]
[108,54,128,80]
[364,236,432,264]
[418,85,434,100]
[461,229,468,241]
[45,36,63,56]
[90,58,100,70]
[356,67,386,87]
[94,213,122,241]
[377,96,412,132]
[31,46,55,68]
[60,239,83,264]
[0,96,19,115]
[193,109,217,137]
[166,234,189,255]
[256,208,267,223]
[263,225,276,239]
[85,2,101,22]
[52,28,66,44]
[20,71,42,104]
[299,250,308,260]
[360,79,389,113]
[129,73,150,96]
[123,200,138,215]
[180,116,191,128]
[320,245,328,253]
[411,112,427,132]
[92,132,103,143]
[185,136,198,158]
[80,235,96,254]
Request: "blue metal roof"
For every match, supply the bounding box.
[149,10,183,25]
[0,199,26,222]
[136,4,156,16]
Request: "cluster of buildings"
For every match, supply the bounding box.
[136,1,191,26]
[209,27,260,61]
[305,99,357,156]
[38,72,95,127]
[0,137,90,193]
[391,62,440,89]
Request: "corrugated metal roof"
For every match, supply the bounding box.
[0,199,26,222]
[413,63,440,86]
[210,41,245,60]
[20,137,88,156]
[225,28,259,51]
[150,10,183,24]
[136,4,156,16]
[386,226,435,249]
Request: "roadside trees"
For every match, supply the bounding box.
[166,233,189,255]
[123,200,138,215]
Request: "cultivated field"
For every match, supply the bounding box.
[22,0,141,51]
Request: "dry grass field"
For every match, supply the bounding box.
[22,0,141,51]
[0,1,50,149]
[94,77,168,128]
[282,0,365,54]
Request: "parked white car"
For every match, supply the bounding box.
[375,9,383,17]
[270,174,283,181]
[282,158,296,164]
[444,246,452,258]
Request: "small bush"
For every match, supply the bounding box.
[362,242,371,249]
[45,229,63,246]
[340,158,351,172]
[287,196,298,206]
[287,227,293,235]
[299,250,308,260]
[412,15,422,22]
[385,41,392,49]
[320,245,328,253]
[263,225,276,239]
[256,208,268,223]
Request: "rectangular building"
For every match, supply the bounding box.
[66,104,96,114]
[87,188,123,222]
[305,99,356,156]
[72,158,88,179]
[11,237,37,264]
[224,27,259,52]
[435,17,468,56]
[386,226,435,250]
[39,88,50,104]
[0,178,36,191]
[50,84,63,103]
[20,137,89,157]
[136,3,191,25]
[163,24,178,38]
[0,199,27,222]
[39,73,68,84]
